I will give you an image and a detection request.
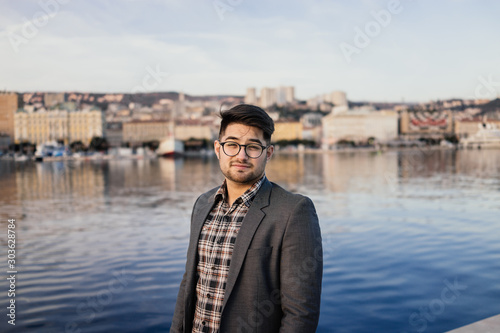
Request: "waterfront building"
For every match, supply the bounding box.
[68,108,105,145]
[105,122,124,147]
[14,105,105,145]
[174,119,214,141]
[322,106,398,148]
[122,120,172,146]
[0,134,10,150]
[14,108,69,144]
[301,113,324,144]
[302,113,323,128]
[400,110,453,140]
[0,92,19,140]
[273,120,303,142]
[455,119,500,139]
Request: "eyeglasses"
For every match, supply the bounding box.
[219,141,269,159]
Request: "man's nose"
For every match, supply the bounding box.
[236,146,249,159]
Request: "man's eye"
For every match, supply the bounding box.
[247,145,261,151]
[225,143,239,148]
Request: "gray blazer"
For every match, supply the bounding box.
[170,178,323,333]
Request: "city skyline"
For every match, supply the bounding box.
[1,0,500,102]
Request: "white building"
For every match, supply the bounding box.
[260,87,277,108]
[322,106,398,148]
[301,112,324,144]
[276,86,295,106]
[247,86,295,108]
[309,90,348,110]
[331,91,348,107]
[245,88,257,104]
[284,86,295,104]
[307,96,323,109]
[15,109,69,144]
[68,108,105,144]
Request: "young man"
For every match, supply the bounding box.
[171,104,323,333]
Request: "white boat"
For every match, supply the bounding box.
[156,136,184,157]
[34,141,70,161]
[14,154,29,162]
[460,123,500,149]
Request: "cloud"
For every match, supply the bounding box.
[1,0,500,101]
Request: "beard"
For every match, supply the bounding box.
[221,160,265,185]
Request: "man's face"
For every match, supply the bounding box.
[214,123,274,186]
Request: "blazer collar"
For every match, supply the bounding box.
[185,179,273,315]
[222,177,272,310]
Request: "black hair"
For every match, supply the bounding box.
[218,104,275,144]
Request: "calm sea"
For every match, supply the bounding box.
[0,149,499,333]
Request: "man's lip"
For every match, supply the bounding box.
[232,163,251,168]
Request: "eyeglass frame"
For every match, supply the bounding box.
[218,141,270,159]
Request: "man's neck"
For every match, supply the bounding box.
[225,181,251,207]
[225,176,263,206]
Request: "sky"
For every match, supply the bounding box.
[1,0,500,103]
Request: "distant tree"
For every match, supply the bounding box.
[183,138,209,151]
[21,141,36,155]
[275,139,317,148]
[11,141,36,154]
[142,140,160,151]
[89,137,109,152]
[444,134,459,144]
[336,139,356,147]
[70,140,86,152]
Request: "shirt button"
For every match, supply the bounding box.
[211,266,216,270]
[207,293,211,298]
[202,321,206,326]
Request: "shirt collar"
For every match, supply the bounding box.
[214,175,266,207]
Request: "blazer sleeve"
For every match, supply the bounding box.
[280,196,323,333]
[170,196,202,333]
[170,271,187,333]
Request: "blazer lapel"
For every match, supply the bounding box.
[222,179,272,310]
[184,191,218,316]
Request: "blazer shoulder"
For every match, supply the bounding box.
[196,186,220,205]
[269,181,314,206]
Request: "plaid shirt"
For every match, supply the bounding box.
[192,176,265,333]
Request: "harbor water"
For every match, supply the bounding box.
[0,149,499,332]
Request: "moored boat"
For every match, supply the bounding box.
[459,123,500,149]
[156,136,184,157]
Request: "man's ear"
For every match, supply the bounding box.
[266,145,274,161]
[214,140,220,159]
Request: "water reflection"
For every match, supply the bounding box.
[2,150,498,206]
[321,151,398,194]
